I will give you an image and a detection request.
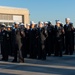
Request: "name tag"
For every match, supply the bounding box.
[3,33,5,35]
[7,34,9,37]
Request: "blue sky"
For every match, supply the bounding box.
[0,0,75,25]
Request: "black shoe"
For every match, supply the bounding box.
[0,58,5,61]
[70,53,73,55]
[4,59,8,61]
[59,55,62,57]
[64,53,68,55]
[54,55,59,57]
[38,57,42,60]
[48,54,51,56]
[42,58,46,60]
[38,58,42,60]
[42,57,46,60]
[0,58,8,61]
[19,59,24,63]
[19,61,24,63]
[12,59,17,63]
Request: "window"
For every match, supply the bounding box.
[0,14,13,20]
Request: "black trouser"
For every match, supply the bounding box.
[2,51,8,61]
[1,43,8,61]
[65,42,74,55]
[38,44,46,60]
[13,44,24,62]
[29,43,37,59]
[47,40,54,56]
[55,40,63,57]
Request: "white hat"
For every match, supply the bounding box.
[56,20,61,23]
[1,23,6,27]
[47,21,52,24]
[44,22,48,24]
[30,21,35,24]
[38,21,43,24]
[20,23,24,26]
[57,20,61,24]
[14,22,19,25]
[56,20,59,22]
[7,25,12,28]
[34,23,37,25]
[66,18,70,20]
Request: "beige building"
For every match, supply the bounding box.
[0,6,30,26]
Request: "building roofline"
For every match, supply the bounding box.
[0,6,29,11]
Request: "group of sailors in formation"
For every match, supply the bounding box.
[0,18,74,63]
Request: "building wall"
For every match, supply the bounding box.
[0,6,30,26]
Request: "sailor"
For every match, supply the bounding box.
[64,18,74,55]
[12,22,24,63]
[0,23,9,61]
[37,21,48,60]
[47,21,55,56]
[54,20,64,57]
[29,21,37,59]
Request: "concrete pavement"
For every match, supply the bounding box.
[0,55,75,75]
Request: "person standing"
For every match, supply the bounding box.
[29,21,37,59]
[24,24,30,57]
[6,25,12,57]
[37,21,48,60]
[0,24,9,61]
[64,18,74,55]
[54,21,64,57]
[12,22,24,63]
[47,21,55,56]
